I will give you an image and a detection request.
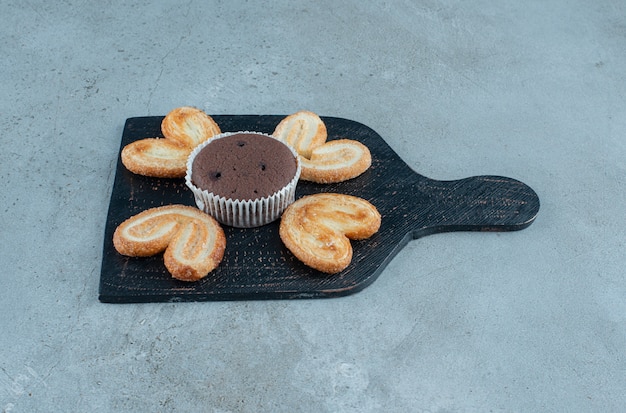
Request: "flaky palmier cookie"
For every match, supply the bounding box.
[113,205,226,282]
[279,193,381,274]
[272,110,327,158]
[299,139,372,183]
[120,138,192,178]
[160,106,221,148]
[273,111,372,183]
[121,106,221,178]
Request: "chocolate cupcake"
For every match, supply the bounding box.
[185,131,301,228]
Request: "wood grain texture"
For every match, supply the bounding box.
[99,115,540,303]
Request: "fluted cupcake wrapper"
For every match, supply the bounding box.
[185,131,301,228]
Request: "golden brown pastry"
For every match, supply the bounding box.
[299,139,372,183]
[274,111,372,183]
[160,106,221,148]
[279,193,381,274]
[121,106,220,178]
[120,138,190,178]
[272,110,327,158]
[113,205,226,281]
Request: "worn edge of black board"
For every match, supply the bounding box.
[99,115,540,303]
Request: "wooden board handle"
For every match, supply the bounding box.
[409,175,540,239]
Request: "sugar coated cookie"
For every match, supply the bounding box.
[121,107,220,178]
[113,204,226,281]
[279,193,381,273]
[299,139,371,183]
[272,110,327,158]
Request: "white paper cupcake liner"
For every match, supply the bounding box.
[185,131,301,228]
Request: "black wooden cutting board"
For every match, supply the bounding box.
[99,115,540,303]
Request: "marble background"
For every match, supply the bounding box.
[1,0,624,411]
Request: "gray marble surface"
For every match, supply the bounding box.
[1,0,624,412]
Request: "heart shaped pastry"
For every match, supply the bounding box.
[120,138,192,178]
[272,110,327,158]
[274,111,371,183]
[279,193,381,274]
[299,139,372,184]
[121,106,220,178]
[113,205,226,281]
[160,106,221,148]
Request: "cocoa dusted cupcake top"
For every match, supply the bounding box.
[191,132,298,201]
